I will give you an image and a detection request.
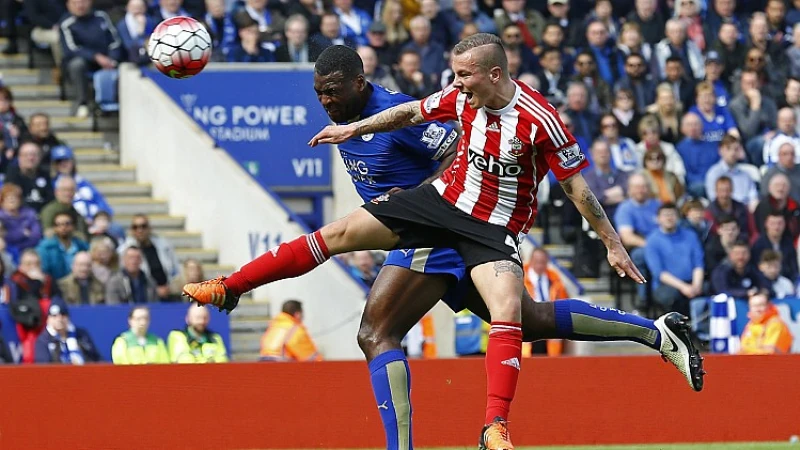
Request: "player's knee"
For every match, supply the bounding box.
[357,322,383,355]
[487,295,522,322]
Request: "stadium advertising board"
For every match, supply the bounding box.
[145,66,331,190]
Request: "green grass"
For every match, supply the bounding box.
[314,443,797,450]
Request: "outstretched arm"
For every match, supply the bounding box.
[559,172,646,283]
[309,100,425,146]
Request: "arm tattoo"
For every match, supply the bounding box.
[494,261,523,279]
[353,101,424,136]
[559,176,575,196]
[580,186,606,220]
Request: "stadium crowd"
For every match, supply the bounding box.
[0,0,797,360]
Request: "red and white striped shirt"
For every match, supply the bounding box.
[419,80,588,236]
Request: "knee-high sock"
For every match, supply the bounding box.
[224,231,329,296]
[485,322,522,423]
[554,299,661,349]
[368,350,413,450]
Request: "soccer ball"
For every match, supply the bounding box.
[148,16,212,79]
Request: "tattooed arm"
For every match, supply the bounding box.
[559,172,646,283]
[309,101,425,146]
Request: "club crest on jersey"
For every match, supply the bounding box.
[362,133,374,142]
[556,144,585,169]
[508,137,525,157]
[421,123,446,149]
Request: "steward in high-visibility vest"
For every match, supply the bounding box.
[167,302,228,363]
[111,306,170,365]
[260,300,322,362]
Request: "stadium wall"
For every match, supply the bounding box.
[0,355,797,448]
[118,65,367,360]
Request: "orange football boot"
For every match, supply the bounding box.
[182,276,240,313]
[479,417,514,450]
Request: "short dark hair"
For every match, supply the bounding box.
[720,133,741,148]
[658,202,678,214]
[52,211,73,226]
[282,299,303,315]
[452,33,507,72]
[766,209,786,221]
[129,305,149,319]
[540,47,562,59]
[731,239,750,250]
[666,55,683,65]
[760,249,783,264]
[315,45,364,80]
[717,214,737,226]
[626,52,645,64]
[716,175,733,186]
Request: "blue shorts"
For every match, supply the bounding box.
[383,247,470,312]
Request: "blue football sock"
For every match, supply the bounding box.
[368,349,413,450]
[554,299,661,350]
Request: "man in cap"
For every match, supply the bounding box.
[34,298,100,364]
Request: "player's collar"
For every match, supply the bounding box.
[484,82,521,116]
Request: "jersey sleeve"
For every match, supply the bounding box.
[393,121,459,160]
[419,85,460,123]
[534,109,589,181]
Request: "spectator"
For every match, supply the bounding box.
[758,250,795,299]
[765,0,792,48]
[505,46,534,79]
[151,0,189,21]
[403,16,446,85]
[616,21,653,63]
[582,20,622,87]
[582,0,619,44]
[739,292,794,354]
[40,176,89,240]
[222,0,285,55]
[705,135,759,210]
[169,258,204,299]
[357,46,400,92]
[444,0,496,44]
[583,140,628,221]
[59,0,122,118]
[311,12,358,52]
[653,18,704,81]
[259,299,322,361]
[498,24,539,77]
[752,211,799,280]
[598,114,637,173]
[730,70,778,164]
[781,78,800,131]
[116,0,155,65]
[661,56,696,112]
[57,251,105,305]
[106,246,157,304]
[393,50,437,98]
[612,88,644,141]
[635,115,685,182]
[34,298,100,364]
[702,51,732,108]
[36,212,90,280]
[536,22,573,69]
[227,11,276,63]
[119,214,179,300]
[675,0,705,51]
[677,112,719,198]
[789,24,800,77]
[709,22,746,83]
[88,211,125,247]
[704,0,744,51]
[285,0,323,36]
[762,108,800,167]
[0,223,17,276]
[755,173,800,240]
[641,146,684,204]
[570,51,612,115]
[614,173,661,282]
[20,113,63,176]
[762,142,800,202]
[5,142,54,213]
[705,176,757,242]
[562,82,598,143]
[52,146,113,224]
[705,214,740,275]
[736,44,784,102]
[522,247,568,355]
[89,236,118,285]
[647,83,682,145]
[625,0,665,45]
[348,250,378,287]
[167,303,228,363]
[334,0,372,46]
[25,0,68,67]
[419,0,449,49]
[616,53,655,114]
[536,47,568,108]
[493,0,545,50]
[0,183,42,258]
[202,0,231,62]
[111,305,170,364]
[689,81,740,147]
[681,199,712,245]
[276,15,321,63]
[548,0,582,48]
[644,203,704,316]
[9,249,60,363]
[0,87,28,155]
[711,240,770,297]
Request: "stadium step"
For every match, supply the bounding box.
[50,116,93,132]
[202,264,236,279]
[16,100,71,117]
[59,131,108,148]
[0,52,30,69]
[578,277,611,293]
[175,248,218,264]
[12,84,59,100]
[115,214,185,230]
[79,164,136,182]
[94,181,151,197]
[75,149,121,164]
[231,331,264,354]
[544,244,574,259]
[230,316,270,333]
[0,68,46,85]
[159,230,203,249]
[232,352,262,362]
[106,196,169,215]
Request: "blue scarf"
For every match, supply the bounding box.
[50,323,85,365]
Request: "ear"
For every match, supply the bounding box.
[490,66,503,83]
[355,74,366,91]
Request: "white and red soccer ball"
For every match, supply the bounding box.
[147,16,212,79]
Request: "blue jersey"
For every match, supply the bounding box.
[337,83,458,202]
[689,105,737,145]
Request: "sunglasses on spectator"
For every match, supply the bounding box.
[577,60,594,66]
[748,56,764,62]
[55,221,73,227]
[131,223,149,230]
[504,33,521,38]
[601,122,617,128]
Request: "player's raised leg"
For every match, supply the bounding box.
[359,265,451,450]
[182,208,400,311]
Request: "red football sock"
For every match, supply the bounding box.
[224,231,330,296]
[485,322,523,424]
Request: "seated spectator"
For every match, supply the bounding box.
[562,82,598,143]
[0,87,28,157]
[443,0,496,43]
[762,108,800,167]
[151,0,190,22]
[688,81,740,148]
[6,142,54,213]
[364,22,397,68]
[675,0,704,50]
[758,250,795,299]
[653,18,704,80]
[536,47,568,108]
[348,250,378,287]
[711,240,771,298]
[9,249,60,363]
[393,50,437,99]
[660,55,696,111]
[169,258,204,299]
[0,224,17,276]
[333,0,371,47]
[310,13,357,52]
[494,0,544,51]
[735,30,785,101]
[615,53,655,114]
[730,70,778,165]
[25,0,68,68]
[739,292,794,354]
[36,212,89,280]
[645,204,703,317]
[227,12,276,63]
[106,246,157,304]
[419,0,448,50]
[762,142,800,202]
[705,215,740,276]
[547,0,582,48]
[111,305,170,364]
[613,88,644,141]
[705,135,759,211]
[702,51,731,108]
[597,114,637,173]
[506,47,536,81]
[676,112,719,198]
[34,298,100,364]
[681,199,711,246]
[52,146,113,224]
[168,303,228,363]
[57,251,105,305]
[276,15,321,63]
[20,113,63,176]
[59,0,122,118]
[89,236,118,284]
[87,211,125,247]
[260,299,321,361]
[357,46,400,92]
[705,176,757,242]
[116,0,155,66]
[523,248,568,355]
[583,140,628,220]
[581,20,623,87]
[40,176,89,240]
[119,214,178,300]
[641,146,683,204]
[635,115,685,182]
[403,16,446,86]
[755,173,800,239]
[0,183,42,259]
[709,22,745,84]
[285,0,323,37]
[752,211,799,280]
[646,83,681,145]
[570,51,612,115]
[201,0,231,62]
